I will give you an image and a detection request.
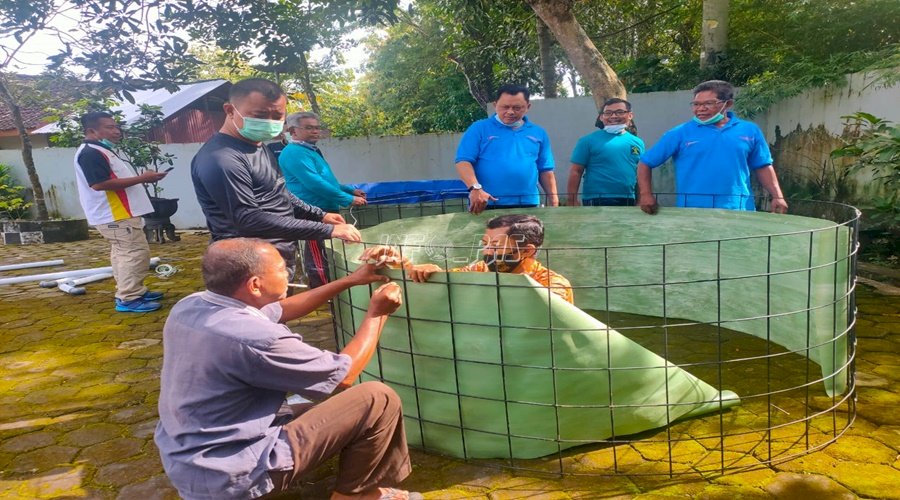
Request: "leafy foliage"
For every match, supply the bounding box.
[831,112,900,232]
[0,163,32,220]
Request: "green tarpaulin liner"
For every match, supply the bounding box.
[329,207,852,459]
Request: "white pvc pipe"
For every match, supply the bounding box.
[0,259,65,272]
[0,257,160,286]
[58,273,114,295]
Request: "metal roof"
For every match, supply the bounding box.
[32,79,230,135]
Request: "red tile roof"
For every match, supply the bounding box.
[0,105,50,132]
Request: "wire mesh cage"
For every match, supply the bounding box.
[330,196,859,476]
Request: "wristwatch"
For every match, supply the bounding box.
[468,183,483,192]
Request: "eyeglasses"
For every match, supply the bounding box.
[301,125,321,130]
[601,110,629,117]
[690,100,726,109]
[497,105,526,113]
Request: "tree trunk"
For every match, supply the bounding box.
[536,17,557,98]
[297,52,321,116]
[448,55,493,112]
[525,0,626,110]
[0,78,48,220]
[700,0,729,71]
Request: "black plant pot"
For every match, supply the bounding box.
[143,197,180,243]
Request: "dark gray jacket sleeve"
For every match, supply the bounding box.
[197,153,334,240]
[288,191,327,220]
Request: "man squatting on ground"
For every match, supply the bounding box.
[361,214,573,304]
[155,238,423,500]
[190,78,362,281]
[279,111,367,288]
[73,111,168,313]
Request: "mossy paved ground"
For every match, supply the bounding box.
[1,232,898,499]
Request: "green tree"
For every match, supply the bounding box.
[363,20,484,134]
[179,0,398,116]
[0,0,195,220]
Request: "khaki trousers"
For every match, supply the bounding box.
[94,217,150,301]
[265,382,412,497]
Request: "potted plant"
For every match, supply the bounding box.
[115,104,180,243]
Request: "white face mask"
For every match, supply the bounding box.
[495,113,524,129]
[603,124,628,134]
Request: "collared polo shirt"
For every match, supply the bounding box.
[455,115,554,207]
[155,291,350,499]
[640,112,773,210]
[570,130,644,200]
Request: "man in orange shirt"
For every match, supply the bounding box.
[362,214,573,304]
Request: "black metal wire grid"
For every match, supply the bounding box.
[328,195,860,477]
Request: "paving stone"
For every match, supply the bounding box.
[107,406,158,425]
[77,437,145,467]
[114,474,180,500]
[93,455,165,488]
[130,419,159,439]
[75,383,131,399]
[60,423,125,447]
[696,484,770,499]
[0,431,57,453]
[821,435,898,464]
[829,462,900,500]
[6,445,79,474]
[0,466,91,498]
[764,471,856,499]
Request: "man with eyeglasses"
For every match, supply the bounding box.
[456,84,558,214]
[636,80,788,214]
[279,111,367,288]
[567,98,644,206]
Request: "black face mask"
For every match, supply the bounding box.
[483,253,521,273]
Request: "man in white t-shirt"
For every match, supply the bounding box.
[73,111,168,312]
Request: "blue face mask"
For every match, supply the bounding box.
[99,139,115,149]
[603,124,628,134]
[693,103,728,125]
[233,108,284,142]
[495,114,524,129]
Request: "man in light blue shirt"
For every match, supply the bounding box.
[155,238,422,500]
[568,98,644,206]
[279,112,367,287]
[456,84,558,214]
[637,80,788,214]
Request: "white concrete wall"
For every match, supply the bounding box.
[1,70,895,228]
[757,70,900,139]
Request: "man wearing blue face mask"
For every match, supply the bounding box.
[567,98,644,206]
[636,80,788,214]
[456,84,558,215]
[191,78,362,279]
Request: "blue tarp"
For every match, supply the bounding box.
[350,179,468,205]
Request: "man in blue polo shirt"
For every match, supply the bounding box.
[456,84,558,214]
[637,80,788,214]
[567,98,644,206]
